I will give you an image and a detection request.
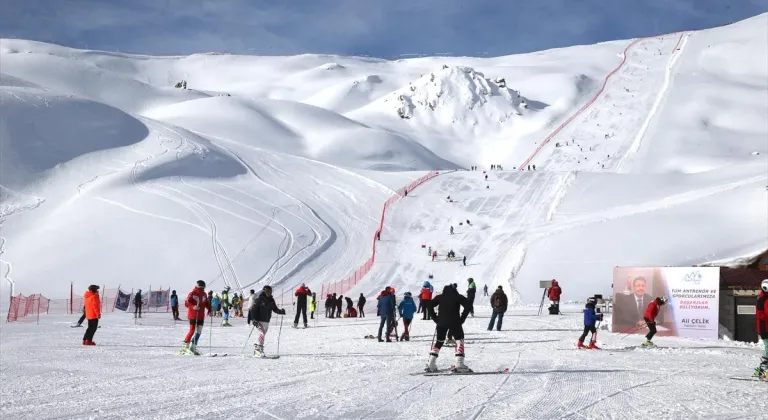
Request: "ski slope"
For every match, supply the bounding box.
[1,12,768,420]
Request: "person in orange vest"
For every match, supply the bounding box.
[82,285,101,346]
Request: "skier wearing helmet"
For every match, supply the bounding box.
[181,280,212,355]
[641,296,667,347]
[755,279,768,379]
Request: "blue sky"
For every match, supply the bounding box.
[2,0,767,57]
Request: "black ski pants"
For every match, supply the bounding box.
[422,299,431,320]
[83,319,99,341]
[294,304,308,325]
[579,325,596,342]
[171,305,179,320]
[358,304,365,317]
[134,304,142,317]
[644,317,657,340]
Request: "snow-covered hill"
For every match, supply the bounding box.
[1,14,766,306]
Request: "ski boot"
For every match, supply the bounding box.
[588,341,600,350]
[449,355,473,373]
[292,323,299,329]
[253,344,265,358]
[577,340,585,349]
[425,353,439,372]
[221,320,232,327]
[304,323,309,328]
[754,357,768,379]
[180,342,198,355]
[445,338,456,347]
[641,339,655,347]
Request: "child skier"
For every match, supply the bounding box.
[398,292,417,341]
[642,297,667,347]
[220,287,232,326]
[309,292,317,320]
[181,280,211,355]
[249,285,287,358]
[577,297,603,349]
[755,279,768,379]
[426,285,472,372]
[170,290,180,320]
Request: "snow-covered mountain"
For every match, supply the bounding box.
[0,14,766,306]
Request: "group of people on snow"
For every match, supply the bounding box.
[323,292,366,318]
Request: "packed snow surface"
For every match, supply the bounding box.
[1,12,768,419]
[1,307,766,419]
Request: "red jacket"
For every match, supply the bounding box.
[757,291,767,337]
[548,280,562,300]
[643,300,661,321]
[294,286,311,297]
[185,287,211,320]
[420,287,433,300]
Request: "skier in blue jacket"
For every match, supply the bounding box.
[398,292,418,341]
[376,287,396,342]
[577,297,603,349]
[170,290,180,320]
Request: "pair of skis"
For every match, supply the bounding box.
[205,353,280,359]
[412,367,510,376]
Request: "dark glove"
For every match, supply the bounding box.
[280,309,286,315]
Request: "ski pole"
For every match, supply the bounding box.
[426,326,437,364]
[277,315,284,357]
[241,324,255,355]
[208,309,213,354]
[590,320,602,344]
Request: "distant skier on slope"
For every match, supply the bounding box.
[358,293,366,317]
[398,292,417,341]
[293,283,312,328]
[754,279,768,379]
[420,280,434,320]
[376,287,396,342]
[426,285,473,372]
[170,290,180,321]
[577,297,603,349]
[250,285,287,358]
[548,280,562,314]
[181,280,211,356]
[641,297,667,347]
[82,285,101,346]
[134,290,143,318]
[220,287,232,326]
[466,278,477,317]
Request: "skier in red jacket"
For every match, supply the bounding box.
[548,279,562,314]
[641,296,666,347]
[755,279,768,379]
[181,280,212,356]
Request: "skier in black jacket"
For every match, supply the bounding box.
[249,285,286,358]
[426,285,472,372]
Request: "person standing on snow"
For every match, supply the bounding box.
[577,297,603,349]
[426,285,473,372]
[134,290,143,318]
[82,285,101,345]
[548,280,562,314]
[325,294,334,318]
[170,290,180,321]
[488,286,507,331]
[220,287,232,326]
[466,278,477,317]
[293,283,311,328]
[181,280,212,355]
[358,293,366,317]
[246,289,256,324]
[641,297,667,347]
[483,284,489,297]
[309,292,317,320]
[420,280,434,320]
[336,295,344,318]
[754,279,768,379]
[398,292,417,341]
[249,285,287,358]
[376,287,396,342]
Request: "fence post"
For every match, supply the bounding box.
[36,295,41,325]
[70,282,73,314]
